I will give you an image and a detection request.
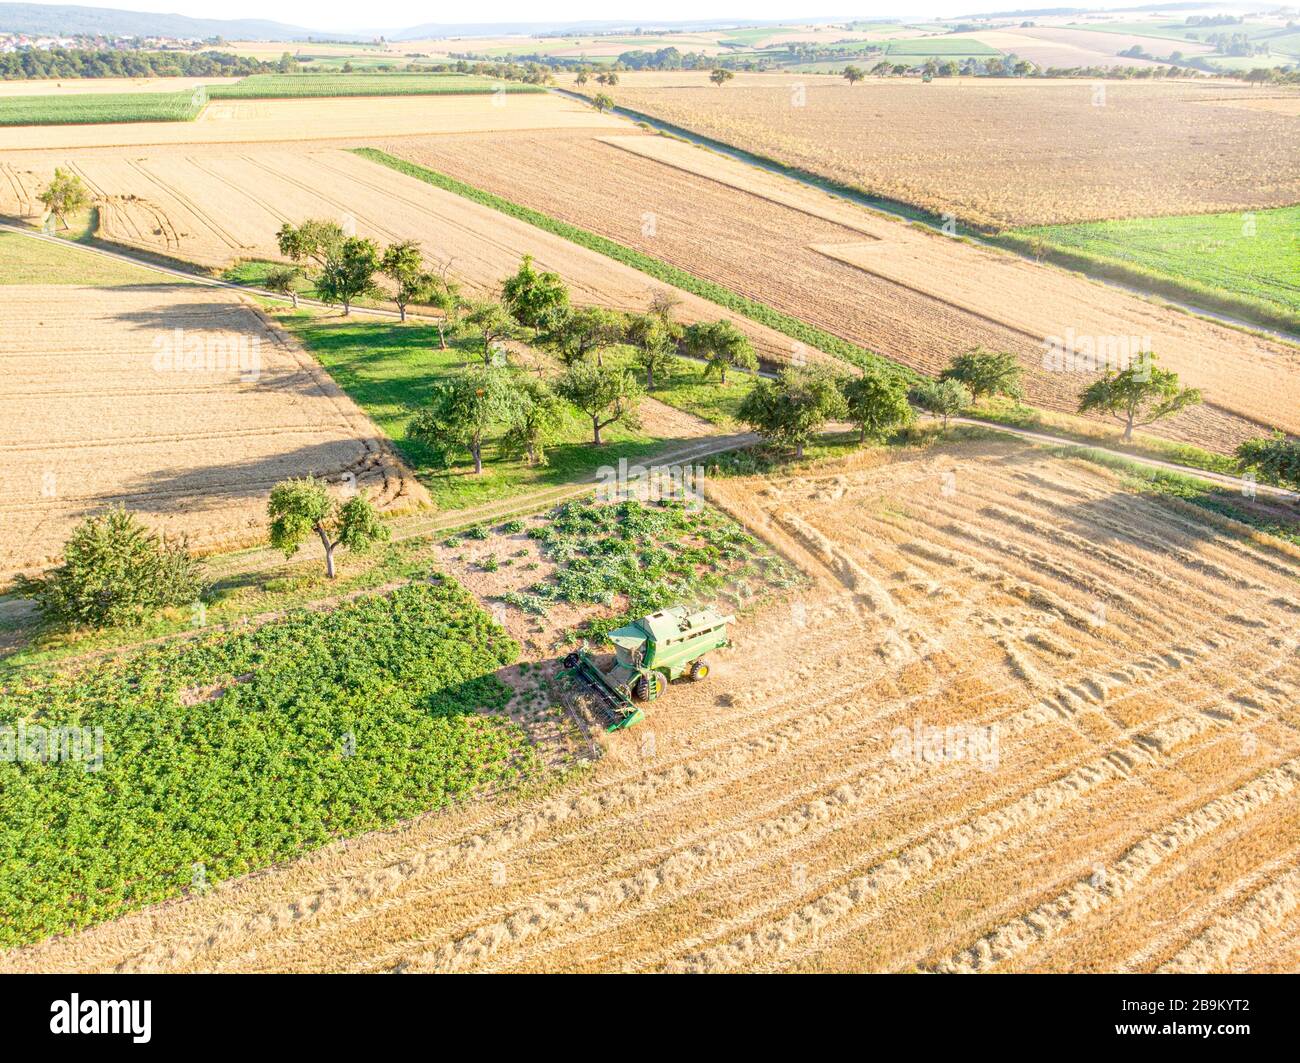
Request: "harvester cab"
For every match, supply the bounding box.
[560,605,735,732]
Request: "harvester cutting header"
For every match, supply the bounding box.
[561,604,735,731]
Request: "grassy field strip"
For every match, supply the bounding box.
[1005,206,1300,335]
[206,74,544,100]
[352,147,911,381]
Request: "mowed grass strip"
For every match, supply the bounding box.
[0,579,536,946]
[0,89,204,126]
[279,313,703,511]
[208,74,545,99]
[1010,206,1300,332]
[0,231,176,286]
[352,147,913,382]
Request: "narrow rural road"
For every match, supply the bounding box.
[3,220,1293,504]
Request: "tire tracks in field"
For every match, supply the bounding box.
[395,623,1274,974]
[1155,860,1300,973]
[933,755,1300,973]
[650,641,1286,974]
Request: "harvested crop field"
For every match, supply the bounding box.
[0,143,825,368]
[962,26,1212,69]
[376,128,1300,447]
[0,92,623,149]
[576,74,1300,229]
[8,439,1298,973]
[0,283,424,581]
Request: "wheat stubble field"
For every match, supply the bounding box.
[578,74,1300,229]
[0,143,828,367]
[4,439,1297,974]
[380,127,1300,447]
[0,283,423,581]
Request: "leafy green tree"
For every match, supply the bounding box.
[592,92,615,112]
[276,219,344,270]
[408,365,518,474]
[940,347,1024,403]
[554,305,626,366]
[842,370,914,443]
[739,365,846,459]
[843,65,865,84]
[380,239,436,322]
[268,477,389,579]
[910,378,971,429]
[1236,434,1300,491]
[501,254,570,331]
[684,319,758,384]
[464,301,524,365]
[502,376,565,466]
[556,362,642,445]
[38,167,89,230]
[263,265,301,308]
[625,312,678,389]
[317,237,380,316]
[574,71,589,86]
[1077,355,1202,442]
[710,67,735,85]
[17,507,202,629]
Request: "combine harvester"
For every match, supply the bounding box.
[561,605,734,731]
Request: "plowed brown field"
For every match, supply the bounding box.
[379,128,1300,448]
[0,144,829,368]
[572,74,1300,228]
[0,284,423,580]
[6,439,1298,973]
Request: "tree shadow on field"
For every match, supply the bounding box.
[93,439,381,517]
[1056,490,1245,555]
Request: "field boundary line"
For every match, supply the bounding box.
[556,89,1300,344]
[348,147,911,380]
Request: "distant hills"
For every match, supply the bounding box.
[0,5,847,44]
[0,4,326,40]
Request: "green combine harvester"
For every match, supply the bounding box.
[561,605,735,731]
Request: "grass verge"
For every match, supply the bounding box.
[277,312,709,511]
[0,229,171,286]
[1054,445,1299,547]
[966,398,1246,478]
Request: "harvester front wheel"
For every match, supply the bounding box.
[689,661,710,682]
[633,671,665,702]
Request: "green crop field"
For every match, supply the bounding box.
[885,38,999,56]
[499,497,801,644]
[0,580,535,946]
[1017,206,1300,322]
[0,88,205,126]
[207,73,543,99]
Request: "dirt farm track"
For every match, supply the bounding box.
[7,441,1299,974]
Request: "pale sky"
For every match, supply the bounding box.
[26,1,1130,35]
